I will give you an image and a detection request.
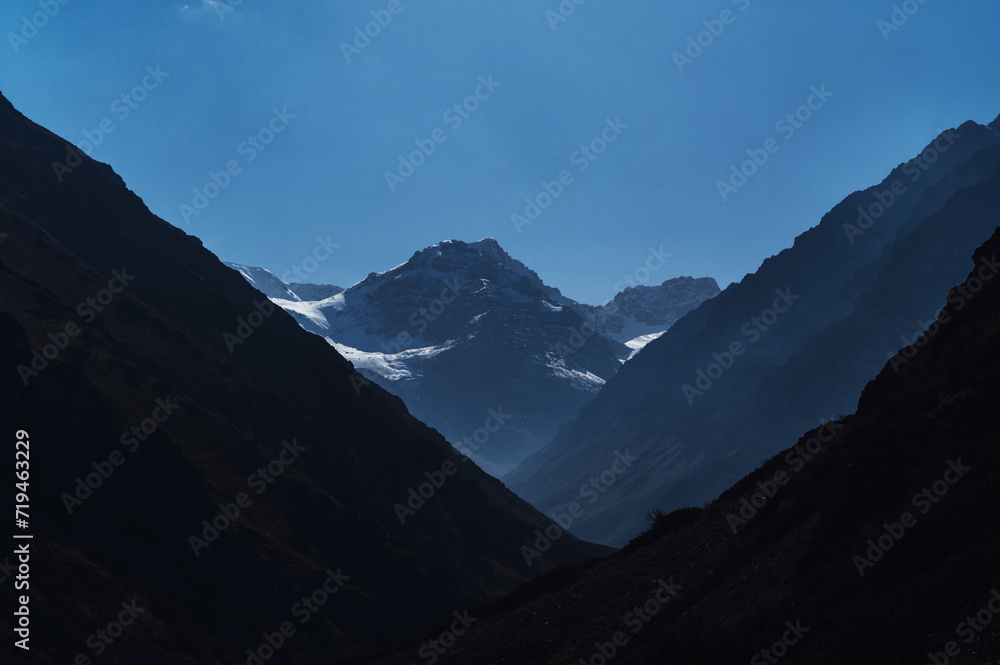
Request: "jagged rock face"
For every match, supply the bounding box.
[507,119,1000,546]
[608,278,721,329]
[575,277,722,358]
[230,240,719,475]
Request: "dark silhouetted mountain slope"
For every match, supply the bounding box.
[350,222,1000,665]
[508,118,1000,545]
[0,91,609,665]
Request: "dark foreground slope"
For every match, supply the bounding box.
[0,92,608,664]
[509,117,1000,545]
[349,228,1000,665]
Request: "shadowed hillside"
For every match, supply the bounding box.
[348,224,1000,665]
[0,92,609,665]
[509,116,1000,546]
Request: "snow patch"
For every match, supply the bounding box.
[546,357,606,392]
[624,331,666,361]
[330,339,458,382]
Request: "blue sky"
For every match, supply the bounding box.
[2,0,998,304]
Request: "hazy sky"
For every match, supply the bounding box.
[3,0,998,304]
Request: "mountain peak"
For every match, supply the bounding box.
[224,262,300,300]
[612,276,720,301]
[575,276,722,355]
[425,236,507,259]
[0,91,15,113]
[466,236,513,264]
[368,237,546,294]
[223,262,343,302]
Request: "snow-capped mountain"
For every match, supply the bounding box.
[225,263,344,302]
[574,277,721,359]
[228,239,718,476]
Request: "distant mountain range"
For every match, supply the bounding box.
[577,276,723,359]
[226,243,719,475]
[357,222,1000,665]
[506,114,1000,546]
